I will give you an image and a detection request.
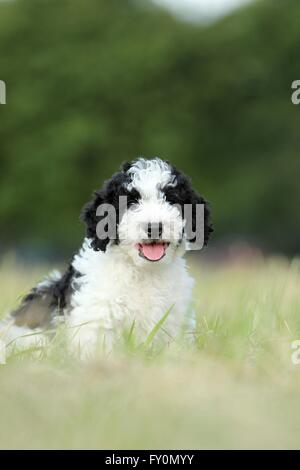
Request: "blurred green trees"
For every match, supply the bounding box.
[0,0,299,254]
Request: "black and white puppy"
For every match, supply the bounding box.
[1,158,212,358]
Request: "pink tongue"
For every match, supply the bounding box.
[141,243,165,261]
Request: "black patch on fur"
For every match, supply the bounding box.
[81,162,141,252]
[121,160,133,173]
[163,164,213,246]
[12,264,78,329]
[50,264,76,310]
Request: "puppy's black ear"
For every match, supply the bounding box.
[81,171,132,252]
[164,168,213,248]
[121,161,132,173]
[81,188,110,252]
[188,188,213,247]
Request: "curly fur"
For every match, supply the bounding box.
[0,157,213,359]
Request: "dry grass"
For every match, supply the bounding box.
[0,254,300,449]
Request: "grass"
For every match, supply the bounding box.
[0,253,300,449]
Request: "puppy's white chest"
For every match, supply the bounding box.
[70,255,193,341]
[110,275,175,322]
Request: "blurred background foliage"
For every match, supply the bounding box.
[0,0,299,257]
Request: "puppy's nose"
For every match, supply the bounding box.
[146,222,163,239]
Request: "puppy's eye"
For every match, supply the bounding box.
[127,189,140,206]
[130,197,139,205]
[163,187,177,204]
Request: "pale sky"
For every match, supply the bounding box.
[152,0,253,22]
[0,0,254,22]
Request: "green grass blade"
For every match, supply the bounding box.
[142,304,174,349]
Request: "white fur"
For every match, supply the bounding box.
[68,239,195,358]
[126,158,176,198]
[0,158,197,359]
[68,158,195,358]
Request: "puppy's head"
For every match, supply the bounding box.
[81,158,213,266]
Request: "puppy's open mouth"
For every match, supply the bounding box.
[137,242,169,262]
